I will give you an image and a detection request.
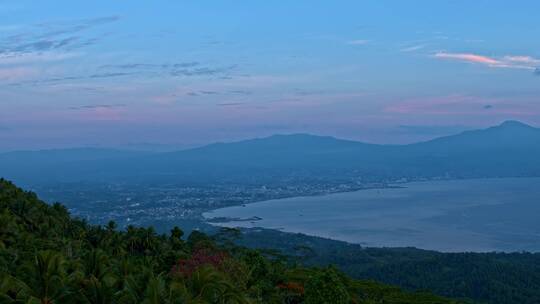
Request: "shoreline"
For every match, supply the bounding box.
[203,177,540,253]
[202,176,537,221]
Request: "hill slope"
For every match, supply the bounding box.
[239,228,540,304]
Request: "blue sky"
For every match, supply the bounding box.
[1,1,539,150]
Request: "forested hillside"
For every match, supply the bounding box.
[239,230,540,304]
[0,178,457,303]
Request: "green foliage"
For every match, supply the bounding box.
[0,178,458,303]
[304,267,349,304]
[239,228,540,304]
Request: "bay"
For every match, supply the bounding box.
[203,178,540,252]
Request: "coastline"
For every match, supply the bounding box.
[203,177,540,253]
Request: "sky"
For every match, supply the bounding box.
[1,0,540,151]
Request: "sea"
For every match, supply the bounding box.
[203,178,540,252]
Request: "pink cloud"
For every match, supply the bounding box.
[434,52,539,70]
[434,52,500,65]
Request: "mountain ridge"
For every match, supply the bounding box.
[1,120,539,184]
[0,120,537,155]
[164,120,540,154]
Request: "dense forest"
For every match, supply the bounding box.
[0,178,458,303]
[239,229,540,304]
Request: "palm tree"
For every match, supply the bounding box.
[169,227,184,251]
[0,273,32,303]
[186,266,249,304]
[113,274,140,304]
[75,249,117,303]
[105,221,117,233]
[5,251,76,304]
[78,276,117,304]
[141,272,189,304]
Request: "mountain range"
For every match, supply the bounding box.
[1,120,539,185]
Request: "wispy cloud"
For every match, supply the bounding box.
[100,62,199,70]
[88,72,132,79]
[68,102,127,121]
[347,39,370,45]
[69,104,126,110]
[400,44,427,52]
[6,71,132,87]
[185,90,252,97]
[34,16,120,40]
[6,62,236,87]
[503,55,540,65]
[0,16,121,86]
[100,62,236,78]
[434,52,499,65]
[228,90,252,95]
[0,51,78,65]
[434,52,539,71]
[0,16,120,57]
[169,65,237,77]
[217,102,244,107]
[200,90,219,95]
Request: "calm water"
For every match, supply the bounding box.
[203,178,540,252]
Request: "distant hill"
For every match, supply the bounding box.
[0,148,151,185]
[0,147,149,163]
[400,120,540,177]
[1,121,540,184]
[412,120,540,151]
